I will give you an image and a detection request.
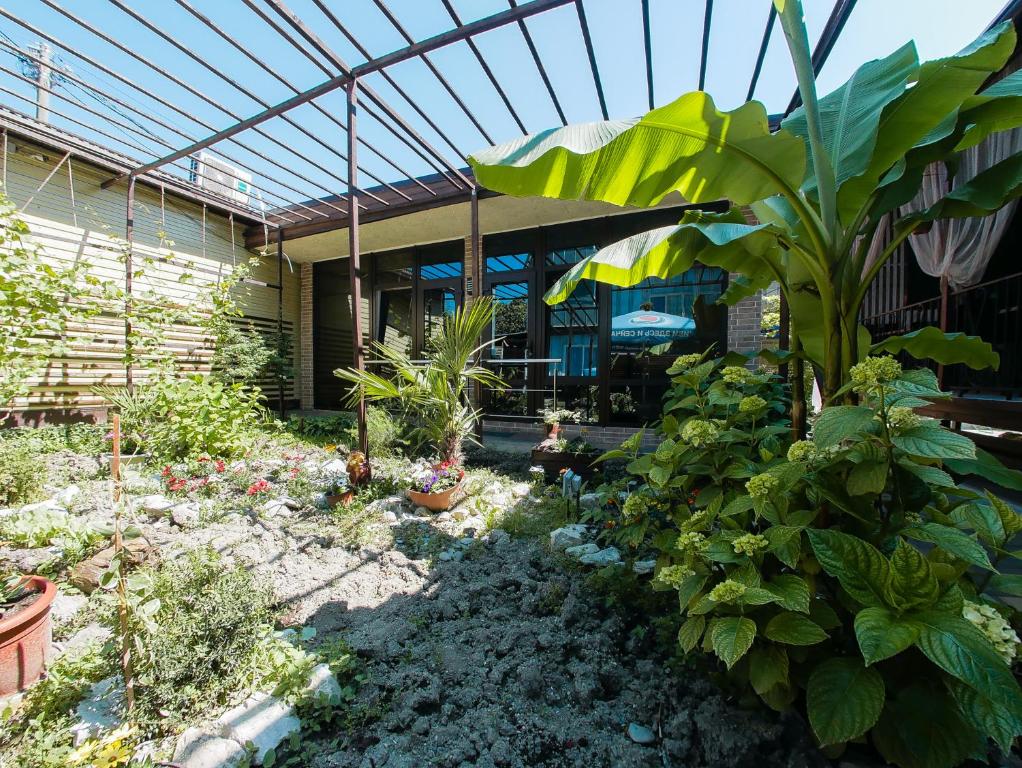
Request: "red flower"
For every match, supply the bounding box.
[288,467,301,479]
[214,460,226,473]
[161,466,172,477]
[247,479,271,496]
[168,478,186,492]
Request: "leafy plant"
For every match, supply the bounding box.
[209,319,274,388]
[92,385,160,454]
[0,575,32,616]
[0,440,45,507]
[0,506,104,552]
[467,0,1022,406]
[335,297,506,464]
[611,354,1022,767]
[118,547,274,733]
[540,408,583,425]
[0,193,103,416]
[0,424,107,456]
[145,374,268,461]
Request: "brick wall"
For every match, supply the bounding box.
[299,262,314,409]
[727,274,763,360]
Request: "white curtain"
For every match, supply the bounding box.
[901,128,1022,290]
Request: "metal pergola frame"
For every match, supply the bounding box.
[3,0,868,454]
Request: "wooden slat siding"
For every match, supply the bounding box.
[2,144,301,413]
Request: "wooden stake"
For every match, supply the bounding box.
[111,414,135,711]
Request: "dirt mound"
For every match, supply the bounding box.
[305,533,826,768]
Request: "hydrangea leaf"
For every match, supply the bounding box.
[812,405,876,448]
[903,523,993,571]
[764,611,828,645]
[710,616,757,669]
[806,529,892,608]
[854,606,920,665]
[807,657,885,745]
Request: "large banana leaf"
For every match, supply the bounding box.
[838,22,1016,221]
[954,70,1022,151]
[543,210,781,305]
[871,327,999,370]
[783,42,918,199]
[468,92,806,208]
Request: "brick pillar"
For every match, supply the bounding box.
[299,262,314,409]
[727,274,763,361]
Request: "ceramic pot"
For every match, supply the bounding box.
[0,576,56,696]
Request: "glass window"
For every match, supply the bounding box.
[608,268,727,423]
[422,286,457,344]
[418,261,462,280]
[542,384,599,423]
[489,281,529,360]
[546,275,598,378]
[546,244,596,267]
[486,252,532,273]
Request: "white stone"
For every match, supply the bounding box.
[627,722,657,745]
[71,676,123,746]
[565,542,600,558]
[549,524,588,551]
[579,546,622,567]
[53,623,113,661]
[50,592,87,623]
[483,529,511,547]
[303,663,343,704]
[460,515,486,532]
[216,692,300,765]
[436,511,453,523]
[173,727,246,768]
[511,482,531,498]
[139,495,175,515]
[263,499,291,517]
[19,499,65,515]
[632,560,657,575]
[450,504,470,521]
[415,505,430,517]
[170,501,200,528]
[579,493,602,511]
[321,458,347,475]
[382,510,399,524]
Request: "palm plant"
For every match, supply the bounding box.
[334,297,506,464]
[467,0,1022,411]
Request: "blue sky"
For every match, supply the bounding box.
[0,0,1009,211]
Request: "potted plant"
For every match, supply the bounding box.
[325,475,354,508]
[539,407,582,438]
[335,297,507,466]
[531,431,598,482]
[0,574,57,696]
[406,459,465,511]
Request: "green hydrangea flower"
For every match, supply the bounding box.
[721,366,754,386]
[786,440,818,463]
[963,600,1020,664]
[676,531,708,553]
[738,395,767,413]
[746,473,779,498]
[681,419,720,448]
[732,533,769,556]
[850,355,902,393]
[709,579,747,603]
[655,564,695,588]
[623,493,651,520]
[681,509,711,532]
[673,353,704,370]
[887,406,921,432]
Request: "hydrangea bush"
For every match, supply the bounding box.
[597,354,1022,768]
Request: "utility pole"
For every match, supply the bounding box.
[19,41,53,123]
[32,42,51,123]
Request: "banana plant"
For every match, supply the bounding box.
[468,0,1020,405]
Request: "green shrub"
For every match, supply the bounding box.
[0,440,44,507]
[0,424,106,456]
[146,375,267,461]
[285,413,356,443]
[610,354,1022,768]
[126,548,274,731]
[0,507,104,550]
[346,406,406,457]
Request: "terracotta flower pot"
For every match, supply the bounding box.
[407,483,463,512]
[326,490,354,508]
[0,576,56,696]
